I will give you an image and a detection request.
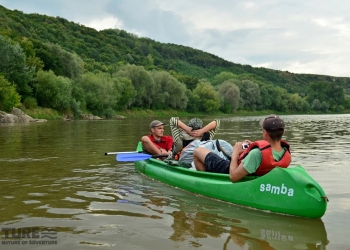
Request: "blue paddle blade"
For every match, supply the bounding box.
[116,153,153,162]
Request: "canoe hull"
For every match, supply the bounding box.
[134,158,327,218]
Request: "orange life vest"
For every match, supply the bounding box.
[237,140,291,176]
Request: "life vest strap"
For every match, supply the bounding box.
[216,139,232,160]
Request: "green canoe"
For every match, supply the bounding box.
[133,144,328,218]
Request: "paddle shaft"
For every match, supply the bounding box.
[150,154,169,158]
[105,151,140,156]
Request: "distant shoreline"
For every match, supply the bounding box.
[21,107,350,120]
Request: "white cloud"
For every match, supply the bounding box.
[84,16,123,31]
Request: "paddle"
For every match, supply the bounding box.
[105,151,140,156]
[116,152,168,162]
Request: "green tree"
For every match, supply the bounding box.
[300,99,310,112]
[235,80,261,111]
[186,89,201,113]
[287,93,304,111]
[212,71,237,86]
[306,81,346,111]
[260,84,288,111]
[169,70,199,90]
[36,43,84,79]
[34,70,72,111]
[113,76,136,110]
[115,64,155,108]
[0,75,21,112]
[77,72,120,116]
[151,71,188,110]
[192,81,220,112]
[17,37,44,72]
[311,99,322,111]
[218,80,240,112]
[70,81,87,117]
[0,35,35,99]
[320,101,330,112]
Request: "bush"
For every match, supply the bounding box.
[23,97,38,109]
[0,75,21,112]
[70,99,83,118]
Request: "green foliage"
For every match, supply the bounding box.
[260,84,288,111]
[311,99,321,111]
[0,35,35,99]
[115,64,155,108]
[21,106,62,120]
[192,81,220,112]
[306,82,346,111]
[35,42,84,79]
[17,37,44,72]
[218,80,240,112]
[0,75,21,111]
[212,71,237,86]
[287,93,304,111]
[151,70,188,110]
[70,98,83,118]
[34,70,72,111]
[185,89,200,113]
[113,77,136,110]
[70,81,87,118]
[320,101,330,112]
[235,80,261,111]
[300,99,311,112]
[23,97,38,109]
[169,70,199,90]
[76,72,120,116]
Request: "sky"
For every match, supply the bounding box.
[1,0,350,77]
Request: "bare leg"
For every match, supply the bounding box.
[141,136,163,155]
[193,147,210,171]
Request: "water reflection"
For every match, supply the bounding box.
[97,176,329,249]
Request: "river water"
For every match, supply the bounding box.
[0,114,349,249]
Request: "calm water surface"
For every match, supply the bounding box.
[0,114,349,249]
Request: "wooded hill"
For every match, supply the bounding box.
[0,5,349,116]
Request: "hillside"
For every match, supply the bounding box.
[0,5,349,117]
[1,5,349,96]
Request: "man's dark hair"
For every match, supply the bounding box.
[266,129,284,142]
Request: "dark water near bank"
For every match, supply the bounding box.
[0,114,349,249]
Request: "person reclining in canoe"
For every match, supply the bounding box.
[141,120,173,156]
[168,117,220,161]
[193,114,291,182]
[180,139,233,168]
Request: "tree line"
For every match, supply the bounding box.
[1,34,348,116]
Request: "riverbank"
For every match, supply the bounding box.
[21,106,350,120]
[21,108,274,120]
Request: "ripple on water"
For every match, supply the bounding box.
[0,157,59,162]
[76,191,116,200]
[23,200,41,204]
[88,201,163,219]
[63,197,86,203]
[46,207,86,215]
[28,193,47,196]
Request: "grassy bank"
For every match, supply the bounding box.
[22,107,62,119]
[21,107,350,120]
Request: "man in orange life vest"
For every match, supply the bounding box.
[193,114,291,182]
[141,120,174,156]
